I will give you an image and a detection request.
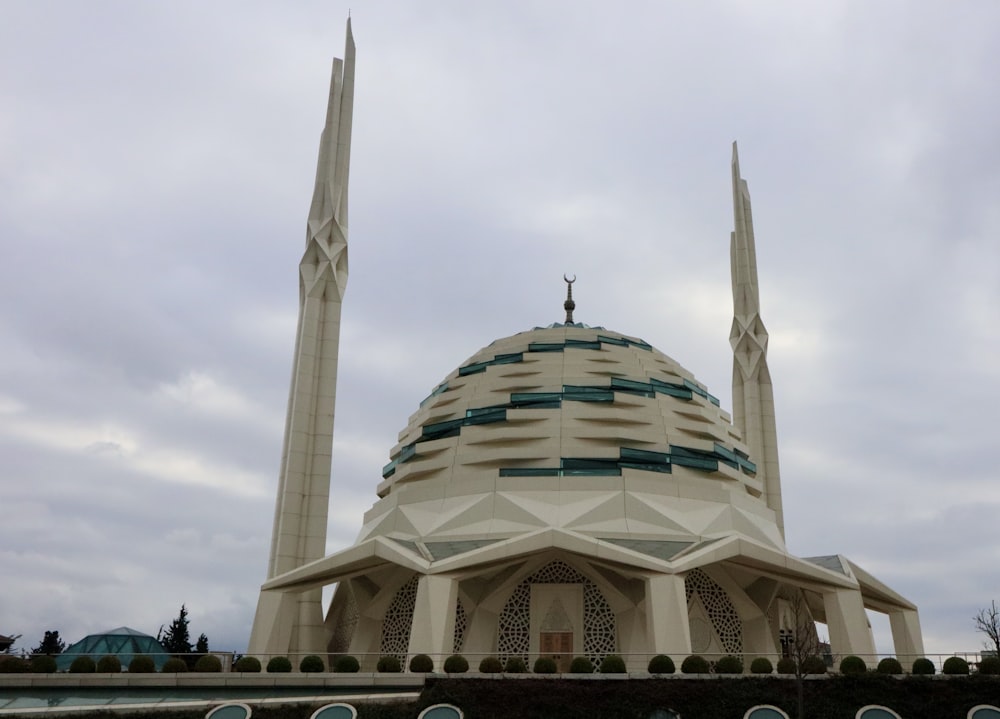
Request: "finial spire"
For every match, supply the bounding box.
[563,274,576,324]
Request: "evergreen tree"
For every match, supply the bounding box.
[31,630,65,655]
[195,633,209,653]
[158,604,192,656]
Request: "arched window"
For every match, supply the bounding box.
[968,706,1000,719]
[309,704,357,719]
[744,706,790,719]
[417,705,464,719]
[205,704,252,719]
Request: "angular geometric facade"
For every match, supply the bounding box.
[248,24,924,670]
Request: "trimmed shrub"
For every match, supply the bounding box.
[195,654,222,672]
[876,657,903,675]
[162,658,188,673]
[129,655,156,673]
[29,655,58,673]
[750,657,773,675]
[715,655,744,674]
[377,656,402,673]
[979,656,1000,675]
[802,656,827,675]
[443,654,469,673]
[478,657,503,673]
[681,655,710,674]
[942,656,970,675]
[776,657,797,674]
[599,654,627,673]
[333,655,360,673]
[409,654,434,672]
[648,655,675,674]
[533,657,558,674]
[234,656,261,673]
[299,655,325,672]
[569,656,594,673]
[96,655,121,673]
[266,656,292,673]
[504,657,527,673]
[839,655,867,675]
[69,656,97,673]
[912,657,936,675]
[0,656,27,673]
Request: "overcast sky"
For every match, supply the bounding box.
[1,1,998,658]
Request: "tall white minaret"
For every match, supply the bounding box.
[249,18,355,656]
[730,142,784,538]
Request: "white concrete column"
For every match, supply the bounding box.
[407,575,458,669]
[823,589,876,658]
[645,574,691,657]
[889,609,924,665]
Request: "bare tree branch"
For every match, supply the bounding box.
[974,600,1000,658]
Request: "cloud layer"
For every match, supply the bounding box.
[1,1,998,655]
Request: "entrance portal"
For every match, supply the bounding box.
[530,584,583,672]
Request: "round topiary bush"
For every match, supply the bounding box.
[750,657,773,675]
[943,656,970,675]
[409,654,433,672]
[504,657,527,673]
[839,655,867,675]
[443,654,469,673]
[299,655,325,672]
[162,658,188,673]
[715,655,744,674]
[129,655,156,673]
[648,655,675,674]
[234,656,261,673]
[29,655,58,674]
[96,655,121,673]
[599,654,627,673]
[376,656,402,673]
[533,657,557,674]
[776,657,797,674]
[195,655,222,672]
[69,656,97,674]
[912,657,936,675]
[0,656,27,674]
[569,656,594,673]
[877,657,903,675]
[266,656,292,673]
[478,657,503,673]
[681,655,710,674]
[979,656,1000,675]
[333,655,360,673]
[802,656,827,675]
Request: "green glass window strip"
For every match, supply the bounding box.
[458,352,524,376]
[565,339,602,350]
[562,385,615,402]
[499,467,561,477]
[562,458,621,472]
[422,418,464,440]
[527,342,565,353]
[650,378,694,399]
[620,461,672,473]
[610,377,655,396]
[510,392,563,408]
[597,334,628,346]
[629,338,653,351]
[711,443,741,469]
[465,408,507,425]
[467,405,505,417]
[620,447,671,466]
[419,381,449,407]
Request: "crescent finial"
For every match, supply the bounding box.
[563,274,576,324]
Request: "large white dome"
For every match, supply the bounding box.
[362,323,785,552]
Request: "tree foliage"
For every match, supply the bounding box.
[974,600,1000,659]
[158,604,191,655]
[31,630,65,655]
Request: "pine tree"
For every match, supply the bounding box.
[31,630,65,655]
[195,633,209,653]
[158,605,193,656]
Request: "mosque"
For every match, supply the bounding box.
[247,20,923,671]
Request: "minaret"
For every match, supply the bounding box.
[729,142,784,537]
[249,18,355,656]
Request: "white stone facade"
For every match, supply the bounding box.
[248,22,924,669]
